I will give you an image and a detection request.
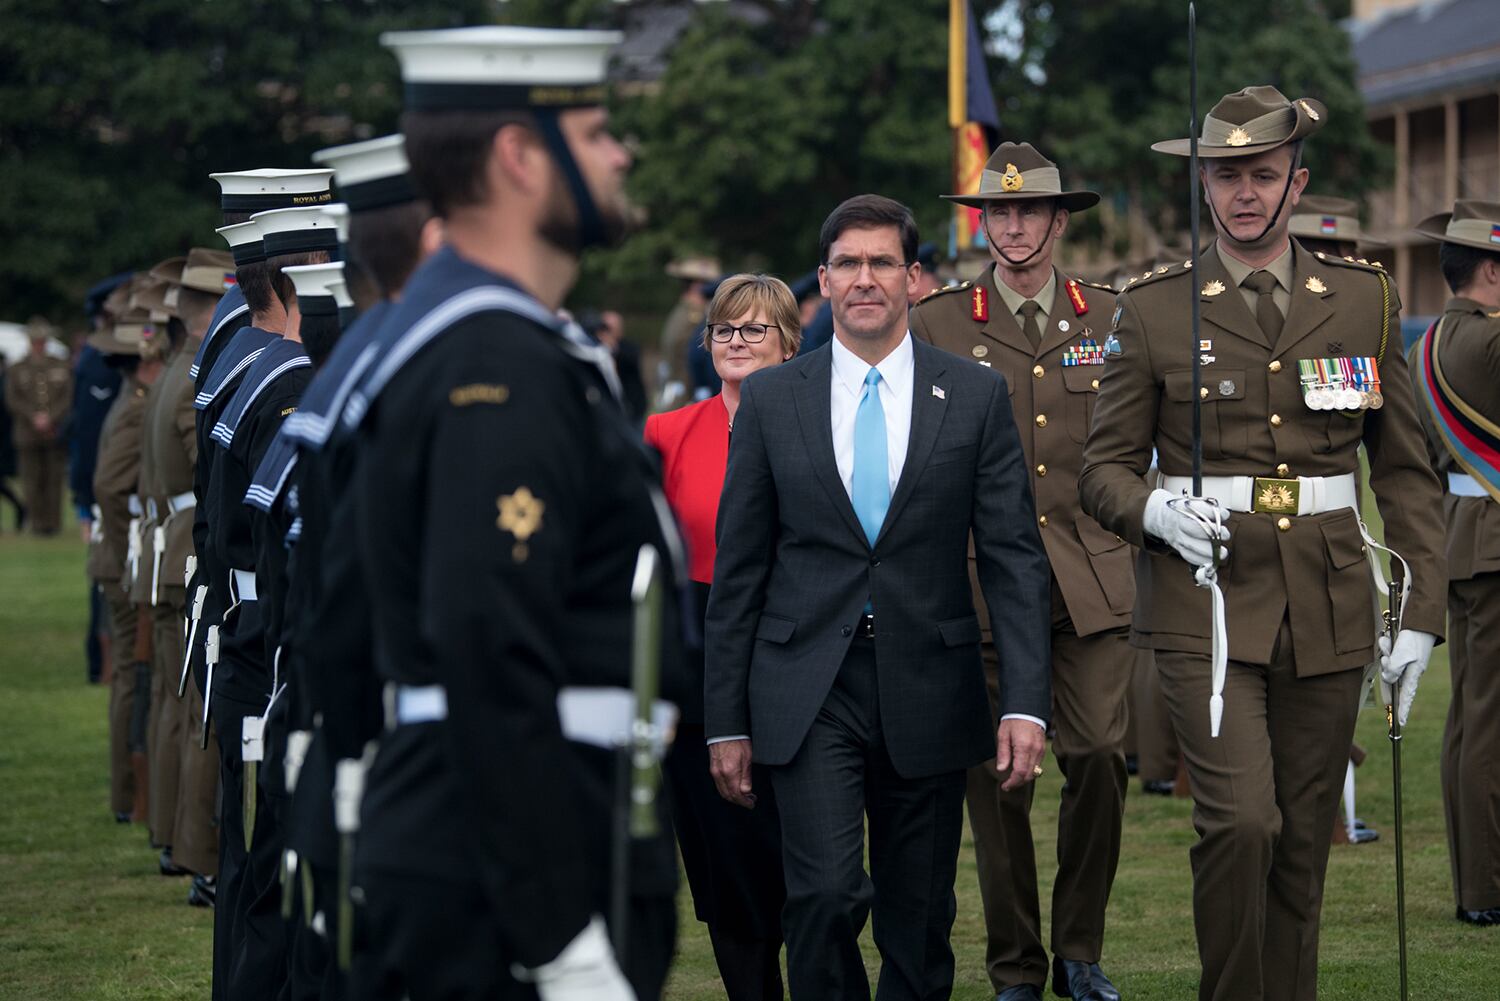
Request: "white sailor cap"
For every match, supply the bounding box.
[320,203,351,245]
[210,168,335,212]
[251,206,341,257]
[381,26,622,111]
[311,135,418,212]
[216,220,265,266]
[326,280,354,310]
[281,262,348,317]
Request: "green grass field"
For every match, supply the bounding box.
[1,526,1492,1000]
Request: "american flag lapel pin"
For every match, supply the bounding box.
[932,385,945,400]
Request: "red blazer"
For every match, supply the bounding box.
[645,395,730,585]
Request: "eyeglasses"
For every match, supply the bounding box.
[708,322,779,344]
[824,256,911,280]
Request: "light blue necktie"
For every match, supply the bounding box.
[851,367,889,547]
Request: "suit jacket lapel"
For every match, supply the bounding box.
[1200,244,1270,350]
[793,348,867,546]
[1271,241,1337,361]
[876,341,948,547]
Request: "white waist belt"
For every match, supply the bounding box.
[168,490,196,514]
[389,683,678,750]
[1448,472,1491,498]
[230,568,258,602]
[1159,472,1357,516]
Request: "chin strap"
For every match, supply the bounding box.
[534,109,606,251]
[983,205,1059,269]
[1168,495,1229,738]
[1207,145,1303,249]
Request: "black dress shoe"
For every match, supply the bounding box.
[1052,958,1121,1001]
[188,874,216,908]
[997,986,1043,1001]
[1456,905,1500,927]
[1346,826,1379,845]
[159,849,189,876]
[1141,779,1175,796]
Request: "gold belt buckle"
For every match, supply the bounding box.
[1252,477,1300,515]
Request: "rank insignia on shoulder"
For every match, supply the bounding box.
[497,487,545,563]
[1103,332,1123,358]
[1065,279,1089,316]
[450,383,511,407]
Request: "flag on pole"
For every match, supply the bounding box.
[949,0,1001,253]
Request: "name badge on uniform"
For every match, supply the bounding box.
[1297,356,1383,411]
[1063,338,1105,366]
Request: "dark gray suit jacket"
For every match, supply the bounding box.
[704,337,1051,779]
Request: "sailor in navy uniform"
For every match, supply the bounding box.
[329,26,687,1001]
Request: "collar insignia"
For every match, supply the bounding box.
[1202,279,1226,297]
[1305,276,1327,294]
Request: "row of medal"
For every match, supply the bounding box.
[1061,337,1105,366]
[1297,356,1383,410]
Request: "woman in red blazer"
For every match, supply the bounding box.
[646,274,800,1001]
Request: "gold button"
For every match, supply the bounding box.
[1277,516,1291,532]
[1038,515,1049,528]
[1269,360,1282,373]
[1036,464,1047,477]
[1035,414,1047,427]
[1033,365,1045,379]
[1270,414,1283,427]
[1200,386,1209,400]
[1275,463,1289,477]
[1091,378,1100,390]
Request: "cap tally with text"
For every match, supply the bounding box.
[1152,86,1325,158]
[941,142,1099,212]
[211,168,334,213]
[217,220,265,266]
[280,262,349,317]
[1414,199,1500,253]
[1289,195,1364,243]
[251,206,341,257]
[180,248,237,294]
[311,135,417,212]
[381,26,622,112]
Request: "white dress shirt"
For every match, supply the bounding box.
[829,331,913,499]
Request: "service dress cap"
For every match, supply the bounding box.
[311,135,417,212]
[381,25,622,111]
[941,142,1099,212]
[1288,195,1364,242]
[210,168,335,212]
[320,202,351,245]
[1152,85,1325,158]
[180,248,237,294]
[217,220,266,266]
[1414,199,1500,253]
[250,205,341,257]
[280,261,350,316]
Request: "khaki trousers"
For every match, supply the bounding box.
[966,618,1134,992]
[1443,573,1500,911]
[103,584,138,815]
[17,443,63,534]
[1157,618,1363,1001]
[168,611,219,877]
[149,605,186,847]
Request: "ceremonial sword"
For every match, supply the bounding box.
[1383,576,1409,1001]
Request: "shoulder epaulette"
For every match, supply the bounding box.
[916,279,972,306]
[1119,260,1193,293]
[1071,277,1116,293]
[1313,251,1387,274]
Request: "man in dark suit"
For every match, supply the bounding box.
[705,194,1052,1001]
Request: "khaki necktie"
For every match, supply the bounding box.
[1242,270,1284,343]
[1019,299,1043,350]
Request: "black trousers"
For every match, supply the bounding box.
[769,636,967,1001]
[665,725,786,1001]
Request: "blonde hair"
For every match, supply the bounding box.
[703,273,803,357]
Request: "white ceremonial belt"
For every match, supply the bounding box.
[167,490,196,514]
[556,686,678,751]
[1158,472,1357,516]
[230,568,258,602]
[390,684,448,726]
[1448,472,1491,498]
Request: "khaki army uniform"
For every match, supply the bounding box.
[89,376,150,818]
[913,262,1146,991]
[1410,297,1500,914]
[1080,238,1447,1001]
[4,349,72,534]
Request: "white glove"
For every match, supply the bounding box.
[515,915,635,1001]
[1142,488,1229,566]
[1378,629,1436,727]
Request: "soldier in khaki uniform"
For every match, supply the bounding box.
[87,306,156,824]
[1409,199,1500,927]
[1079,86,1447,1001]
[911,142,1139,1001]
[4,317,73,535]
[661,256,718,389]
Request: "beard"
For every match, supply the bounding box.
[537,168,633,255]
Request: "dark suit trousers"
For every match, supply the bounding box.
[1443,573,1500,911]
[965,620,1133,992]
[770,635,966,1001]
[1157,618,1362,1001]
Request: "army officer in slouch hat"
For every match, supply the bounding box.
[1079,85,1447,1001]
